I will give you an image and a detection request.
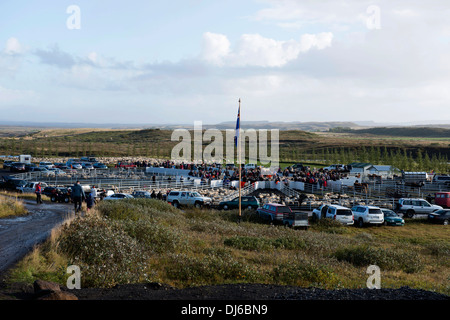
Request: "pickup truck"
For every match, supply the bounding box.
[167,190,212,208]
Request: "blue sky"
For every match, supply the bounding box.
[1,0,450,125]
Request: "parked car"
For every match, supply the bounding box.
[39,161,54,169]
[166,190,212,208]
[351,205,384,227]
[2,160,13,170]
[18,181,49,194]
[70,162,83,170]
[81,162,94,169]
[323,164,344,171]
[0,176,27,192]
[427,209,450,225]
[381,209,405,226]
[257,203,293,224]
[93,162,108,169]
[131,190,152,198]
[218,196,260,210]
[434,192,450,208]
[282,211,309,230]
[395,198,443,218]
[25,163,38,171]
[312,204,354,225]
[103,193,134,200]
[47,168,67,176]
[10,162,26,172]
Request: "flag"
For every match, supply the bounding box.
[234,104,240,147]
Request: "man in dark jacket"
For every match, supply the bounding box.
[72,181,85,213]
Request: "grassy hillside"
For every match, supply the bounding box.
[7,199,450,294]
[330,126,450,138]
[0,127,448,172]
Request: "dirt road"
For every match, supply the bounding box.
[0,199,73,273]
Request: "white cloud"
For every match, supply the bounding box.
[202,32,333,67]
[4,37,23,55]
[201,32,230,66]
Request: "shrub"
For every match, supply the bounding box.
[58,216,149,287]
[311,218,350,234]
[121,218,186,254]
[272,261,341,289]
[334,245,424,273]
[224,235,307,251]
[164,252,263,286]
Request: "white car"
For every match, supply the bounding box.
[103,193,134,200]
[312,204,354,225]
[39,161,54,169]
[18,181,48,193]
[167,190,212,208]
[70,162,83,170]
[351,205,384,227]
[47,168,67,176]
[396,198,443,218]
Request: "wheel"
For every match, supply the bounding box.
[64,197,70,203]
[247,205,253,210]
[223,205,229,210]
[443,219,449,226]
[51,196,57,202]
[194,202,202,208]
[358,218,364,228]
[173,201,180,208]
[405,210,415,219]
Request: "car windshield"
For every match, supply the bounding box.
[384,211,396,217]
[191,192,201,197]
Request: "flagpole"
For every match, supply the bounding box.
[238,98,242,222]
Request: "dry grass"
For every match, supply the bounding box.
[0,195,28,218]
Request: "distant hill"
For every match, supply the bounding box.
[332,126,450,138]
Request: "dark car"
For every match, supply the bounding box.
[10,162,26,172]
[2,160,14,170]
[131,190,152,198]
[381,209,405,226]
[218,196,260,210]
[25,163,38,171]
[93,162,108,169]
[0,177,27,191]
[428,209,450,225]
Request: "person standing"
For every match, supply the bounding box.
[72,181,85,213]
[90,185,98,204]
[35,182,43,204]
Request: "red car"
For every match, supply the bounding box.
[435,192,450,208]
[115,162,137,168]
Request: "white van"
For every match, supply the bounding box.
[39,161,54,169]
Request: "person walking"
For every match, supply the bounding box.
[72,181,85,213]
[35,182,43,204]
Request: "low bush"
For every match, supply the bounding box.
[272,260,341,289]
[333,245,424,273]
[224,235,307,251]
[164,251,264,287]
[58,216,150,287]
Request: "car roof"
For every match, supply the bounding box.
[329,204,351,209]
[266,203,286,206]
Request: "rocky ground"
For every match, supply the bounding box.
[0,280,448,301]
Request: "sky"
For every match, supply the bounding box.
[1,0,450,125]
